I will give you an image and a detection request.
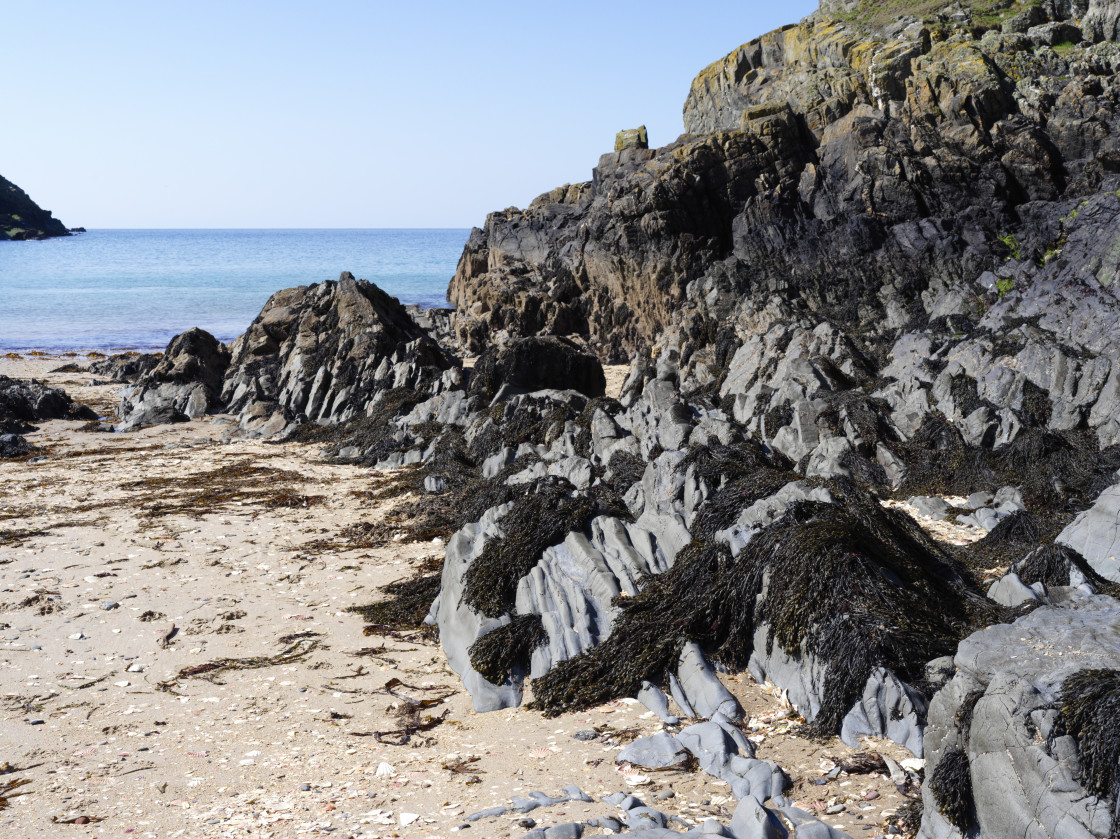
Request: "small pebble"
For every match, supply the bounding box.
[300,784,311,791]
[572,730,598,741]
[826,804,846,815]
[517,818,536,829]
[864,790,880,801]
[29,719,45,725]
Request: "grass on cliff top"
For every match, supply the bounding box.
[833,0,1039,31]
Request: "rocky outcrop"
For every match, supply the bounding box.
[117,328,231,431]
[448,1,1120,364]
[221,272,459,436]
[1,174,70,240]
[337,4,1120,837]
[0,376,97,429]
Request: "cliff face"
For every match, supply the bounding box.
[0,174,70,240]
[448,0,1120,363]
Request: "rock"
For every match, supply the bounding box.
[615,126,649,151]
[1057,480,1120,582]
[1,173,70,239]
[89,352,162,383]
[221,272,456,432]
[1084,0,1120,42]
[920,596,1120,839]
[468,337,605,401]
[0,433,35,459]
[0,375,97,431]
[117,328,230,431]
[908,496,953,520]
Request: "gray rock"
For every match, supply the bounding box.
[907,496,953,520]
[617,731,689,770]
[919,596,1120,839]
[117,328,230,431]
[1056,480,1120,581]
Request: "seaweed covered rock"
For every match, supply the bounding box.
[221,272,458,437]
[530,481,1002,756]
[469,336,606,401]
[89,352,162,383]
[116,328,231,431]
[919,596,1120,839]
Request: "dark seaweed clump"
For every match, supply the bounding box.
[461,478,596,618]
[928,748,976,832]
[1057,668,1120,839]
[468,614,547,684]
[1015,543,1120,599]
[530,479,1006,735]
[896,419,1120,521]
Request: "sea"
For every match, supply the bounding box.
[0,228,470,351]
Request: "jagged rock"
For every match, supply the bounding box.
[221,272,456,433]
[89,352,162,383]
[920,596,1120,839]
[1084,0,1120,42]
[117,328,230,431]
[1,173,70,239]
[468,336,606,401]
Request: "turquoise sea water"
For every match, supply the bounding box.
[0,228,470,351]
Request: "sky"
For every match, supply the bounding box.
[4,1,819,229]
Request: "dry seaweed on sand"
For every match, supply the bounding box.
[163,637,319,686]
[0,528,48,548]
[530,480,1006,737]
[347,556,443,639]
[120,459,324,519]
[928,748,976,832]
[361,677,455,746]
[468,614,547,684]
[461,477,597,618]
[0,777,31,810]
[1057,669,1120,839]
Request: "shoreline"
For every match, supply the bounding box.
[0,356,922,837]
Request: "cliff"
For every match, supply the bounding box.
[449,0,1120,363]
[1,174,71,240]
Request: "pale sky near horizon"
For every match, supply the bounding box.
[5,1,818,229]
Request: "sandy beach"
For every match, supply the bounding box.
[2,355,924,838]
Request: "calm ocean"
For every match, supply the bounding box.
[0,228,470,351]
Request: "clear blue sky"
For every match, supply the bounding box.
[4,1,818,228]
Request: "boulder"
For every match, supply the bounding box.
[117,327,230,431]
[89,352,162,383]
[221,272,456,433]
